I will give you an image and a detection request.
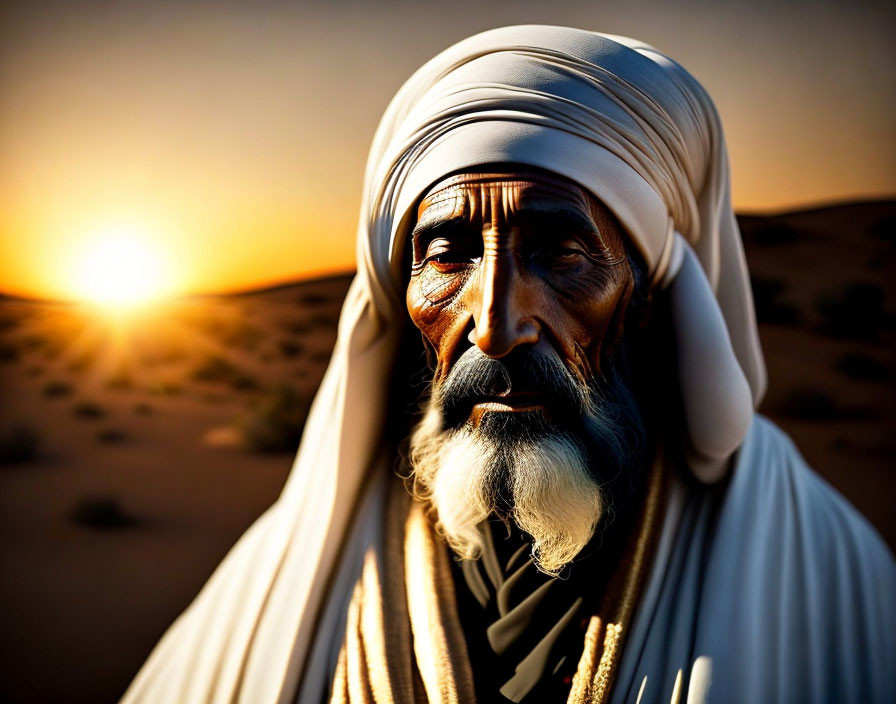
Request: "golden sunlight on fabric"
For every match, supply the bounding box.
[68,227,172,308]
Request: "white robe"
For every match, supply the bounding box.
[293,414,896,704]
[611,414,896,703]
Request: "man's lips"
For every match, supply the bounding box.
[473,392,544,408]
[469,393,549,426]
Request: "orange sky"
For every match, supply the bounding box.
[1,1,894,301]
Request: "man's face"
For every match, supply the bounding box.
[406,169,635,415]
[404,167,644,575]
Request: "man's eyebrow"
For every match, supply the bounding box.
[411,213,471,243]
[513,206,603,242]
[410,203,603,246]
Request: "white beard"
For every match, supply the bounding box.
[407,398,604,576]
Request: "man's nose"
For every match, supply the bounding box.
[468,253,540,358]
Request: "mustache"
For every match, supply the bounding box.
[434,345,592,429]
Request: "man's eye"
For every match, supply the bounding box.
[531,242,587,263]
[422,240,480,270]
[428,251,478,265]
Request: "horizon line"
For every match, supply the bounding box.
[2,195,893,305]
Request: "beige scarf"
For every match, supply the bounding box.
[329,454,666,704]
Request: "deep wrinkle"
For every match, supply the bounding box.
[406,169,636,399]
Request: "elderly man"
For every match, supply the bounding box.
[123,26,895,704]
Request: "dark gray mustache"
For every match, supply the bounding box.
[435,346,590,427]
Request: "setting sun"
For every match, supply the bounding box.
[72,229,170,307]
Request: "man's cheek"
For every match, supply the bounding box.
[410,279,469,331]
[418,268,471,304]
[431,317,479,384]
[407,273,469,325]
[404,306,455,380]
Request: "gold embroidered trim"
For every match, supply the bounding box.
[592,622,623,701]
[566,447,668,704]
[331,478,477,703]
[568,616,602,703]
[405,499,476,703]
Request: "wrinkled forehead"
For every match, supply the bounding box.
[412,166,624,241]
[417,168,588,211]
[419,168,590,219]
[386,125,673,287]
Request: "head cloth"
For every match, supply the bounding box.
[122,25,766,704]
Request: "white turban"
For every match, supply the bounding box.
[123,25,767,703]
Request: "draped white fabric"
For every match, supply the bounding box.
[121,25,893,704]
[610,416,896,704]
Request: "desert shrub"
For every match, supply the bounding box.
[816,283,888,341]
[0,314,22,333]
[96,428,128,444]
[134,402,154,415]
[232,374,259,392]
[223,322,263,351]
[191,355,240,384]
[150,380,183,396]
[0,343,19,362]
[42,380,73,397]
[191,314,262,350]
[778,388,841,420]
[281,319,313,336]
[835,353,890,382]
[106,368,134,390]
[27,365,44,377]
[0,424,41,464]
[69,496,139,529]
[239,384,311,453]
[21,334,48,351]
[309,313,338,328]
[299,292,330,305]
[278,339,304,358]
[73,401,105,419]
[750,275,801,325]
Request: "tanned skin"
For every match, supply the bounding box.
[405,168,637,427]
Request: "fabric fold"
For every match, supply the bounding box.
[329,444,668,704]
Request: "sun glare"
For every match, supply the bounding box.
[72,229,170,308]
